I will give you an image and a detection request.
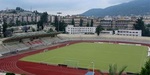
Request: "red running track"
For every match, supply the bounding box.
[17,61,88,75]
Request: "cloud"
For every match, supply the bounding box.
[0,0,134,15]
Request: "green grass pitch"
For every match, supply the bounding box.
[21,42,148,73]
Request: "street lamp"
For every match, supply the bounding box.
[91,62,94,75]
[57,12,62,32]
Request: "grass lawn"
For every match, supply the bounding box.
[21,42,148,73]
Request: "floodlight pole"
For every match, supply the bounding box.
[91,62,94,75]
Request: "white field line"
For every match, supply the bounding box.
[94,42,104,44]
[148,47,150,56]
[119,43,135,46]
[135,44,141,46]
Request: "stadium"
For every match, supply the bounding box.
[0,32,150,75]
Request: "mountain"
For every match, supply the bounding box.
[82,0,150,17]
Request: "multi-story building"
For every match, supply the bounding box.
[1,8,150,31]
[99,19,134,30]
[100,20,112,30]
[63,16,100,27]
[51,15,55,23]
[36,16,41,22]
[114,20,134,30]
[27,16,32,22]
[93,19,100,27]
[65,25,96,34]
[143,15,150,24]
[115,30,142,36]
[23,16,27,22]
[0,11,43,25]
[32,16,36,22]
[74,18,80,27]
[47,15,52,23]
[63,18,72,25]
[18,16,23,22]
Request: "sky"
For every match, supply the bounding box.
[0,0,134,15]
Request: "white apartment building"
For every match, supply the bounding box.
[36,16,41,22]
[27,16,32,22]
[18,16,23,22]
[32,16,36,22]
[51,16,55,23]
[66,25,96,34]
[115,30,142,36]
[23,16,27,22]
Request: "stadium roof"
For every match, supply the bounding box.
[2,32,60,42]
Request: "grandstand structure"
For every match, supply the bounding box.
[58,34,150,44]
[1,33,150,56]
[0,33,150,75]
[0,32,62,56]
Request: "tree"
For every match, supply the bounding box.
[99,64,127,75]
[10,10,17,14]
[33,10,40,15]
[47,28,54,33]
[40,12,48,23]
[109,64,127,75]
[134,18,145,30]
[8,20,15,27]
[71,18,75,26]
[16,7,24,12]
[147,24,150,27]
[79,18,83,27]
[16,20,21,26]
[86,21,90,27]
[140,59,150,75]
[91,19,93,27]
[133,17,150,36]
[31,27,36,32]
[144,28,150,36]
[6,73,15,75]
[2,21,8,37]
[54,16,59,31]
[0,26,2,37]
[37,21,43,31]
[37,12,48,31]
[96,25,103,36]
[59,20,67,32]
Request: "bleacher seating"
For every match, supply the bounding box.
[0,44,10,55]
[17,43,30,51]
[41,37,62,45]
[4,42,20,51]
[41,37,52,45]
[0,33,64,54]
[3,41,30,53]
[1,34,150,55]
[29,39,44,47]
[58,34,150,44]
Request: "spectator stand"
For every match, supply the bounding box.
[0,32,60,54]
